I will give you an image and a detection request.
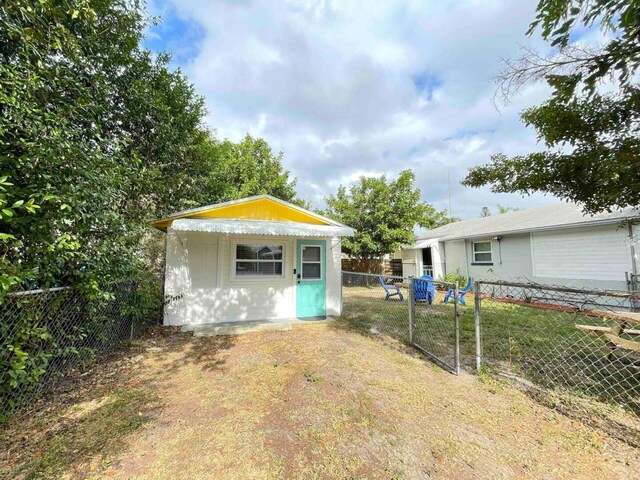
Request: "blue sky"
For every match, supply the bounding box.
[144,0,589,219]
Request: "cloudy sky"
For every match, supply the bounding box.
[145,0,565,220]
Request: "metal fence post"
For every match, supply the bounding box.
[453,282,460,375]
[408,277,415,345]
[474,281,482,373]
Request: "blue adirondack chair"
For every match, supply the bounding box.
[414,275,436,305]
[378,276,403,301]
[444,278,473,305]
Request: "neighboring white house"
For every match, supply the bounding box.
[152,195,355,326]
[397,203,639,290]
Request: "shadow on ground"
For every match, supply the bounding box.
[0,327,236,480]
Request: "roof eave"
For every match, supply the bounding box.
[149,194,346,229]
[438,216,639,242]
[169,218,355,237]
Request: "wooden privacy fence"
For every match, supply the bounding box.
[341,258,402,275]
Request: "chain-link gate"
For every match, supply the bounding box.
[341,271,460,374]
[409,277,460,374]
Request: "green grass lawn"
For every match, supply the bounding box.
[340,285,640,417]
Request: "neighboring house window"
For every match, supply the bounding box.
[235,244,284,276]
[473,241,493,264]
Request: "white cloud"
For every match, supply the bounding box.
[152,0,562,218]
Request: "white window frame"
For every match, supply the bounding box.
[232,241,285,279]
[472,241,493,264]
[300,244,323,280]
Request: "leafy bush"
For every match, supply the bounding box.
[0,279,162,422]
[438,269,468,288]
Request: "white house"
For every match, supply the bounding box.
[152,195,355,326]
[397,203,639,290]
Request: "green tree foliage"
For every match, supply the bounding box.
[213,135,299,204]
[463,0,640,213]
[324,170,447,258]
[0,0,303,408]
[480,207,492,217]
[1,0,145,294]
[0,1,301,297]
[439,216,461,224]
[496,204,521,214]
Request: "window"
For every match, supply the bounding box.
[472,241,493,264]
[235,244,284,277]
[301,245,322,279]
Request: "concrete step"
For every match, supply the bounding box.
[185,321,293,337]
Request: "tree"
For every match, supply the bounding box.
[212,135,300,205]
[463,0,640,214]
[496,204,521,215]
[324,170,447,258]
[0,0,306,406]
[0,0,148,294]
[480,207,492,217]
[0,1,303,297]
[439,216,461,224]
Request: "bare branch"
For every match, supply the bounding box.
[493,44,607,106]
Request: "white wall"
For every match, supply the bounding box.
[441,224,634,290]
[430,242,445,279]
[531,225,632,287]
[164,229,342,325]
[443,240,467,278]
[449,234,533,283]
[325,237,342,316]
[398,243,444,279]
[400,249,419,277]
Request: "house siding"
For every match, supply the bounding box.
[531,225,631,288]
[452,234,533,283]
[400,249,419,277]
[430,242,445,279]
[444,240,467,277]
[164,230,342,326]
[632,224,639,275]
[397,242,445,279]
[438,225,632,290]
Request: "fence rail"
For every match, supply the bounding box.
[0,283,157,420]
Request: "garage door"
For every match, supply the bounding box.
[531,226,630,281]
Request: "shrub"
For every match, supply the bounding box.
[438,269,468,288]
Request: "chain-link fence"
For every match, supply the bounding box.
[340,273,640,440]
[472,280,640,440]
[341,271,459,373]
[341,272,412,343]
[0,282,159,420]
[411,276,460,373]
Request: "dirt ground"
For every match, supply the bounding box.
[2,322,640,480]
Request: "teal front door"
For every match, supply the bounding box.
[296,240,326,318]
